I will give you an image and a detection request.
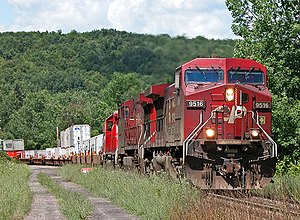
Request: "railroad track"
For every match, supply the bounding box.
[207,192,300,217]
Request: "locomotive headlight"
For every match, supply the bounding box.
[251,129,259,139]
[206,128,215,138]
[226,88,234,101]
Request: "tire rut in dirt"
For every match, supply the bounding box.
[25,166,66,220]
[44,167,140,220]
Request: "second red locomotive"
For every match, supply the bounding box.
[103,57,277,189]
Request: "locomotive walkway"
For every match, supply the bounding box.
[25,166,139,220]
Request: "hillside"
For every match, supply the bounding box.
[0,29,235,149]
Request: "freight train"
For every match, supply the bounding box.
[0,139,25,158]
[8,57,277,190]
[101,57,277,190]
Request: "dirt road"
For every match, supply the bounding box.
[25,166,139,220]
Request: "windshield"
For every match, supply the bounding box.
[228,70,264,84]
[185,69,224,84]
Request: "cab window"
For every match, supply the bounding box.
[228,70,264,84]
[185,69,224,84]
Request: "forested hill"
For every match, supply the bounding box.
[0,29,235,149]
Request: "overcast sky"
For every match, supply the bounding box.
[0,0,236,39]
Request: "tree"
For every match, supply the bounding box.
[226,0,300,159]
[226,0,300,98]
[101,72,149,109]
[6,90,61,149]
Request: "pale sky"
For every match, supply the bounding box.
[0,0,236,39]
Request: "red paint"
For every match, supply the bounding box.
[81,167,93,174]
[6,150,24,158]
[103,111,119,154]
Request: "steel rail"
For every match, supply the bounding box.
[207,192,300,216]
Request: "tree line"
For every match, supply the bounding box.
[0,29,234,149]
[0,0,298,168]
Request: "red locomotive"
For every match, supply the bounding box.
[103,58,277,189]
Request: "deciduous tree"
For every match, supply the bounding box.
[226,0,300,159]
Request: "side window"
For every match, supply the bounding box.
[124,106,129,118]
[145,123,150,137]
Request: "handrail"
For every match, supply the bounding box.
[137,125,145,159]
[183,110,216,165]
[251,111,277,157]
[138,128,156,160]
[183,108,278,165]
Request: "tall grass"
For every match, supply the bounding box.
[260,175,300,201]
[37,173,93,220]
[60,165,300,220]
[59,165,199,220]
[172,175,300,220]
[170,194,295,220]
[0,152,32,220]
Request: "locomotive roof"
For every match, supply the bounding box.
[178,58,266,72]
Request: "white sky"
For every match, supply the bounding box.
[0,0,236,39]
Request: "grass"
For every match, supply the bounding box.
[170,195,295,220]
[59,164,300,220]
[59,165,199,220]
[37,172,93,220]
[260,175,300,202]
[0,152,32,220]
[172,175,300,220]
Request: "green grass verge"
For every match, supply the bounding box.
[37,172,93,220]
[0,152,32,220]
[59,165,199,220]
[260,175,300,201]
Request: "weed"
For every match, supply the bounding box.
[38,172,93,220]
[59,164,300,219]
[0,152,32,220]
[59,165,199,220]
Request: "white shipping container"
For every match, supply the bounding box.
[60,148,66,158]
[46,148,55,159]
[81,134,103,154]
[65,147,70,157]
[2,139,24,151]
[82,139,90,153]
[60,131,66,149]
[69,147,75,156]
[52,147,68,158]
[13,139,25,151]
[72,125,90,154]
[35,150,46,158]
[3,140,13,151]
[53,147,60,159]
[94,134,104,154]
[61,124,91,154]
[24,150,35,159]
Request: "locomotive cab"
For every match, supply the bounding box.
[179,58,277,189]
